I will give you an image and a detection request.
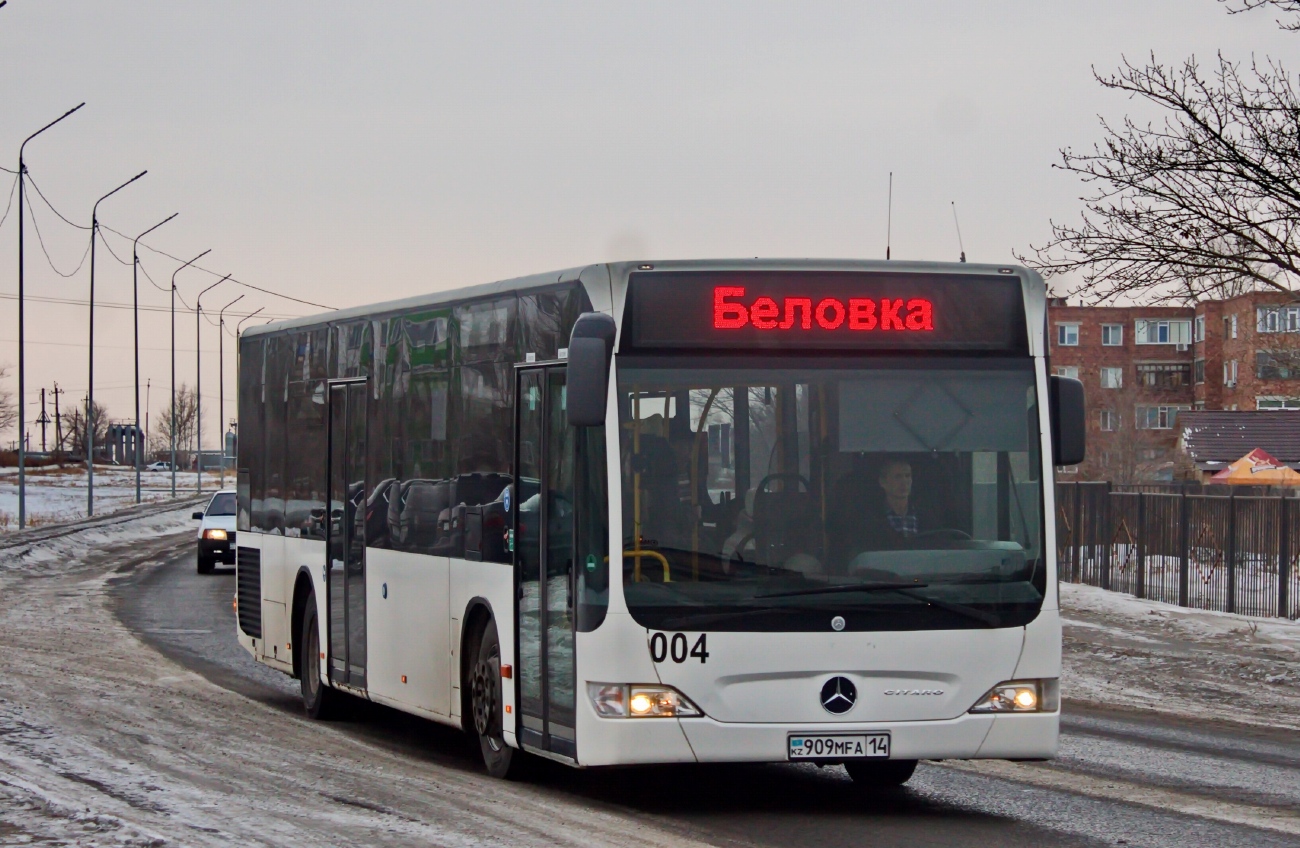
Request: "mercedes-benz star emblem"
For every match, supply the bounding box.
[820,676,857,715]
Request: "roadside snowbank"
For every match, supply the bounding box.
[0,505,198,575]
[1061,582,1300,730]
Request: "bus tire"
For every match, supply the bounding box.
[845,759,917,787]
[300,594,343,720]
[470,618,525,779]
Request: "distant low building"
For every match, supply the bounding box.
[1177,410,1300,481]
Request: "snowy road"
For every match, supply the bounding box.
[2,513,1299,847]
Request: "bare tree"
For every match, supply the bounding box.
[151,384,198,462]
[1022,51,1300,304]
[64,400,110,459]
[1222,0,1300,31]
[0,365,15,437]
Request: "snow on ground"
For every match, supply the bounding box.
[0,503,199,575]
[1060,581,1300,730]
[0,466,230,531]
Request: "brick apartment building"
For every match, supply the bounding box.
[1047,290,1300,481]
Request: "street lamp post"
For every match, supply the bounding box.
[195,274,229,495]
[16,102,84,528]
[171,249,210,497]
[87,170,147,516]
[217,294,244,489]
[132,213,178,504]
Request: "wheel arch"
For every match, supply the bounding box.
[290,566,317,681]
[459,596,496,735]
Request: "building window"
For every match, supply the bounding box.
[1053,365,1079,379]
[1135,319,1191,345]
[1256,350,1300,380]
[1136,362,1192,388]
[1141,448,1160,461]
[1224,359,1238,386]
[1194,401,1206,410]
[1098,409,1118,431]
[1257,396,1300,410]
[1256,305,1300,334]
[1194,359,1205,384]
[1223,315,1238,339]
[1101,324,1123,346]
[1134,404,1190,429]
[1100,367,1123,389]
[1056,323,1079,346]
[1194,315,1205,342]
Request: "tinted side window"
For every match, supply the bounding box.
[239,336,265,532]
[286,380,328,540]
[263,335,289,534]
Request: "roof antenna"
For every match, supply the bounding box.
[951,201,966,263]
[886,172,893,261]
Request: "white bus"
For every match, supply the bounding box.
[235,259,1084,786]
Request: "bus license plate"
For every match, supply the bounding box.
[788,733,890,760]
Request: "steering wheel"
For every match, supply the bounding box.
[755,472,813,495]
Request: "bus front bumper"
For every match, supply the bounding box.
[575,711,1059,767]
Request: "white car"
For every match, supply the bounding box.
[193,489,237,574]
[145,461,173,471]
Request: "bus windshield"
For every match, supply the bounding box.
[616,357,1045,632]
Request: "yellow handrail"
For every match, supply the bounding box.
[609,549,671,583]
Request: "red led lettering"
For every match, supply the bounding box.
[848,298,877,330]
[779,298,813,329]
[880,298,905,330]
[750,297,779,329]
[815,298,846,330]
[712,288,935,334]
[906,298,934,331]
[714,286,749,329]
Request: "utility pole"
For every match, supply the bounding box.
[196,275,229,494]
[17,103,85,527]
[35,388,50,452]
[52,383,64,454]
[172,250,211,497]
[145,378,151,459]
[218,294,244,489]
[132,213,177,503]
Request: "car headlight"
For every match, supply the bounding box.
[969,679,1059,713]
[587,683,703,718]
[203,529,228,541]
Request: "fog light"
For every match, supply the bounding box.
[587,683,703,718]
[969,679,1058,713]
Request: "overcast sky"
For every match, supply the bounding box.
[0,1,1293,446]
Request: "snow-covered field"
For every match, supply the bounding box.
[0,466,230,531]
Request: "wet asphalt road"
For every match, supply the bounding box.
[113,547,1300,848]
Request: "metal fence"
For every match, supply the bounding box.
[1056,481,1300,620]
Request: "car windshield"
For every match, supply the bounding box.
[207,492,237,516]
[617,357,1045,631]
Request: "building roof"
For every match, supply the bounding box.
[1179,411,1300,468]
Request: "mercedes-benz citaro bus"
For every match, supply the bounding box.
[234,259,1085,786]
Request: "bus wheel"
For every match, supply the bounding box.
[470,618,524,779]
[300,594,343,720]
[845,759,917,787]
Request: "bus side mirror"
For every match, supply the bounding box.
[567,312,616,427]
[1049,375,1086,467]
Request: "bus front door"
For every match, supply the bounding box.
[515,365,577,759]
[327,380,367,690]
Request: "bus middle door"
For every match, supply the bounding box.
[327,380,368,691]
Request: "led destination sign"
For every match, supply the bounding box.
[627,270,1027,352]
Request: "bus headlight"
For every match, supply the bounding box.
[203,529,228,541]
[587,683,703,718]
[968,679,1059,713]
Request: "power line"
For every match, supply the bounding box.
[25,172,91,230]
[99,222,335,311]
[0,173,18,231]
[23,189,91,278]
[0,291,299,320]
[96,227,133,266]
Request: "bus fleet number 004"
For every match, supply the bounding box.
[649,632,709,664]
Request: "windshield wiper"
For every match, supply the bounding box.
[660,606,802,629]
[757,583,1001,627]
[756,582,926,599]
